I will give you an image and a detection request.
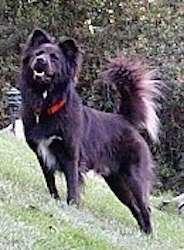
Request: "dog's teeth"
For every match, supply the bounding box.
[43,90,48,99]
[33,70,45,77]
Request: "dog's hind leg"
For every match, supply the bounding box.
[122,169,153,234]
[38,157,60,199]
[104,174,150,234]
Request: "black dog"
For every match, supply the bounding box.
[19,28,161,234]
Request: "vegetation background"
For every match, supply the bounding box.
[0,0,184,191]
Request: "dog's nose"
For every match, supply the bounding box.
[37,57,47,65]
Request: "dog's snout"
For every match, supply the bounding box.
[37,56,47,65]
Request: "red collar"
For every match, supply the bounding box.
[47,99,66,115]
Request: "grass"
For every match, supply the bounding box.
[0,132,184,250]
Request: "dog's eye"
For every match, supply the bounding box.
[35,51,44,56]
[50,53,58,61]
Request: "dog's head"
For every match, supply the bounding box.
[22,28,82,93]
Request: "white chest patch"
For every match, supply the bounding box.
[42,90,48,99]
[37,136,62,170]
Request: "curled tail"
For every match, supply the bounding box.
[102,55,161,142]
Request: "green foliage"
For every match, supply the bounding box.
[0,0,183,190]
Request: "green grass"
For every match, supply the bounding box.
[0,132,184,250]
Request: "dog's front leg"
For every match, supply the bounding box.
[37,156,60,199]
[63,159,79,205]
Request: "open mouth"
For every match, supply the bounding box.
[33,70,45,78]
[33,69,53,81]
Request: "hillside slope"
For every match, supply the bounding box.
[0,132,184,250]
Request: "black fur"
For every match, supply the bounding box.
[19,28,161,234]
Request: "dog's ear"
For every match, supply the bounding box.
[22,28,53,64]
[59,38,79,60]
[59,38,83,84]
[26,28,52,48]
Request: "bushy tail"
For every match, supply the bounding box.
[102,55,161,142]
